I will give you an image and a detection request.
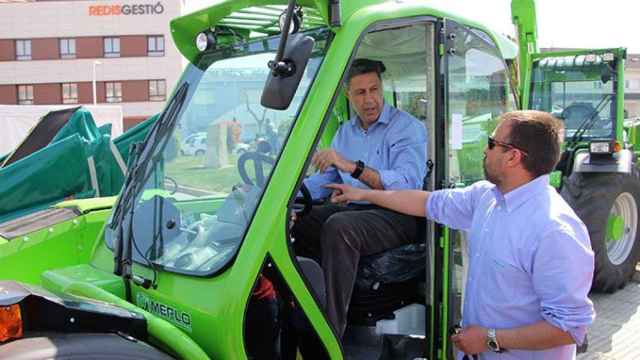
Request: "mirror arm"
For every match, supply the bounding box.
[268,0,297,77]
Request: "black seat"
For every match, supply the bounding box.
[297,237,427,326]
[348,238,426,325]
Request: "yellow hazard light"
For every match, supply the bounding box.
[0,304,23,343]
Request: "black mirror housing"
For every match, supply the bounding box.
[260,33,315,110]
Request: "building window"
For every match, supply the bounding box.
[17,85,34,105]
[62,83,78,104]
[147,35,164,57]
[106,82,122,103]
[16,40,31,60]
[60,38,76,59]
[104,37,120,58]
[149,80,166,101]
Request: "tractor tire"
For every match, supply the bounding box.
[0,332,175,360]
[561,169,640,293]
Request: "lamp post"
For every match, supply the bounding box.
[92,60,102,105]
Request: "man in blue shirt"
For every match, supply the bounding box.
[327,110,595,359]
[292,58,427,337]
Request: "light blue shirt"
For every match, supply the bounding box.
[304,104,427,199]
[426,175,595,360]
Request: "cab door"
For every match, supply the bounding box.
[437,19,517,359]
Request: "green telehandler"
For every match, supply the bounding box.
[0,0,613,359]
[513,0,640,293]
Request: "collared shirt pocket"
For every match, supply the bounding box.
[485,254,530,299]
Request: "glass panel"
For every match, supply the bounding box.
[18,85,33,105]
[444,22,516,357]
[446,25,515,186]
[148,36,164,56]
[297,22,435,357]
[530,60,615,139]
[16,40,31,60]
[105,28,330,276]
[105,37,120,57]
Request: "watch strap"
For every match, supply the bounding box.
[351,160,365,179]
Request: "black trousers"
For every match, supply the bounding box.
[291,203,417,337]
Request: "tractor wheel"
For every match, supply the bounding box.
[0,332,175,359]
[561,169,640,293]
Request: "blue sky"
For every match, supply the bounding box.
[184,0,639,53]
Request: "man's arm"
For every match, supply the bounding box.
[312,149,384,189]
[497,321,574,350]
[326,183,429,217]
[451,321,574,355]
[303,167,341,200]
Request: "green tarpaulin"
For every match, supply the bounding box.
[0,107,157,222]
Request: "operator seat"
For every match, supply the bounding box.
[560,102,600,130]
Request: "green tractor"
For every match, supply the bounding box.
[513,0,640,292]
[0,0,604,359]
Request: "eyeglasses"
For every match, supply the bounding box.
[487,136,529,157]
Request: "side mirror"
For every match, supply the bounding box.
[260,33,315,110]
[601,65,614,84]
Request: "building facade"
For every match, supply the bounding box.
[0,0,182,129]
[624,55,640,118]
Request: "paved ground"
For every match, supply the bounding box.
[578,269,640,360]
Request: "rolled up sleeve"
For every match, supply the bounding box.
[426,181,491,231]
[532,221,595,345]
[303,167,340,200]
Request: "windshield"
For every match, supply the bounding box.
[530,61,615,140]
[105,28,330,276]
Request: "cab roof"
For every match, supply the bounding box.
[171,0,516,63]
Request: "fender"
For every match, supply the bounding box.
[0,281,147,341]
[573,148,634,174]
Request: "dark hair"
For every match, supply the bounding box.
[346,58,386,86]
[503,110,563,178]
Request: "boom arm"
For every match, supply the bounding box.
[511,0,538,106]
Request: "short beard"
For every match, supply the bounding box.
[483,158,500,186]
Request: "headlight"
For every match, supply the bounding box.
[195,31,216,52]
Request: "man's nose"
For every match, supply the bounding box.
[363,91,376,103]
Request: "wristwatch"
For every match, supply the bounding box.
[351,160,365,179]
[486,328,503,353]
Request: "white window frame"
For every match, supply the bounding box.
[60,38,76,59]
[16,40,32,60]
[104,37,120,58]
[17,85,34,105]
[106,82,122,103]
[147,35,165,57]
[62,83,79,104]
[149,79,166,101]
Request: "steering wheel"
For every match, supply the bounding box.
[293,182,313,217]
[238,151,276,187]
[164,176,179,195]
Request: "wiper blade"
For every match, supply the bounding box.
[567,93,612,146]
[113,82,190,285]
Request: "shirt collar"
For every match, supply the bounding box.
[350,103,392,129]
[491,174,550,212]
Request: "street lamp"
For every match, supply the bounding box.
[92,60,102,105]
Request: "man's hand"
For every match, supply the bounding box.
[325,183,367,203]
[451,325,488,356]
[312,149,352,173]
